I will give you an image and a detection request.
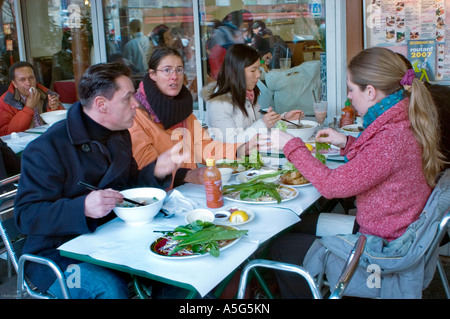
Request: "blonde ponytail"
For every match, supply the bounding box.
[408,78,445,186]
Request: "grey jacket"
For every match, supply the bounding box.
[303,169,450,299]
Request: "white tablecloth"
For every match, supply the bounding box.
[58,203,300,297]
[58,161,344,297]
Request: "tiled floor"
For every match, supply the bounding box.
[0,256,448,299]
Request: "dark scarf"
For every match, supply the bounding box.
[142,74,193,129]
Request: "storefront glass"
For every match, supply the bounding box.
[19,0,94,104]
[101,0,198,101]
[0,0,20,85]
[199,0,326,117]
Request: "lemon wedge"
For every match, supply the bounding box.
[305,143,313,151]
[229,210,249,223]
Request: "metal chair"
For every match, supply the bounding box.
[242,169,449,299]
[425,208,450,298]
[237,235,367,299]
[0,175,70,299]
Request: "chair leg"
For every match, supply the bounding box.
[437,258,450,299]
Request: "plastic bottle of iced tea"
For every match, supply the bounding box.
[204,156,224,208]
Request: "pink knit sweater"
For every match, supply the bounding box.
[284,98,431,241]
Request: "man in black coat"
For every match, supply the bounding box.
[14,61,185,298]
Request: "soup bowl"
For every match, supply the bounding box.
[286,120,319,141]
[113,187,167,225]
[40,110,68,126]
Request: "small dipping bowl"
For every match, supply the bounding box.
[213,210,231,222]
[185,209,215,224]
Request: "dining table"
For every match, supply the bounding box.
[1,125,50,154]
[58,159,344,299]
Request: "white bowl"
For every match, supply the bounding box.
[185,209,215,224]
[218,167,233,185]
[113,187,166,225]
[40,110,68,125]
[341,124,362,138]
[286,120,319,141]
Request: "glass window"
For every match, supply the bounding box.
[199,0,326,117]
[20,0,93,105]
[0,0,20,85]
[101,0,198,105]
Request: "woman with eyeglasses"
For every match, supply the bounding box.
[202,43,303,144]
[129,47,255,188]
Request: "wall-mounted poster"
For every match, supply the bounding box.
[364,0,449,82]
[408,39,436,81]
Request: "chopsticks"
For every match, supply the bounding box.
[78,181,145,207]
[259,109,303,128]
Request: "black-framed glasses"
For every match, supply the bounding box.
[156,67,185,76]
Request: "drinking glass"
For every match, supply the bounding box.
[279,58,291,70]
[314,101,327,129]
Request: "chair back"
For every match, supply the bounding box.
[0,175,70,299]
[0,175,23,274]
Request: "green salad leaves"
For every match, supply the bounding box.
[169,221,248,257]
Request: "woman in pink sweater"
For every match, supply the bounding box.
[261,47,445,298]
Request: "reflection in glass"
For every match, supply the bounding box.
[102,1,198,105]
[22,0,93,105]
[0,0,19,85]
[200,0,326,117]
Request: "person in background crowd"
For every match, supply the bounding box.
[0,61,65,135]
[202,43,302,143]
[206,10,251,79]
[123,19,151,74]
[14,61,184,299]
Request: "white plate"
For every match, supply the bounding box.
[150,225,243,259]
[216,159,252,176]
[224,185,298,205]
[279,181,312,188]
[213,206,255,226]
[309,142,340,157]
[236,168,281,183]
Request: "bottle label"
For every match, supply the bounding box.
[204,179,224,208]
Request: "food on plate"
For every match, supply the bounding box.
[281,162,309,185]
[242,170,283,183]
[287,124,313,129]
[229,210,249,223]
[223,181,296,203]
[116,197,159,208]
[280,170,309,186]
[305,143,314,151]
[343,127,360,133]
[217,149,264,173]
[152,221,248,257]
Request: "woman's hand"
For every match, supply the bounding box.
[315,128,348,149]
[262,107,281,129]
[283,110,305,122]
[258,129,295,152]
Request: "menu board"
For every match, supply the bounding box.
[365,0,449,81]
